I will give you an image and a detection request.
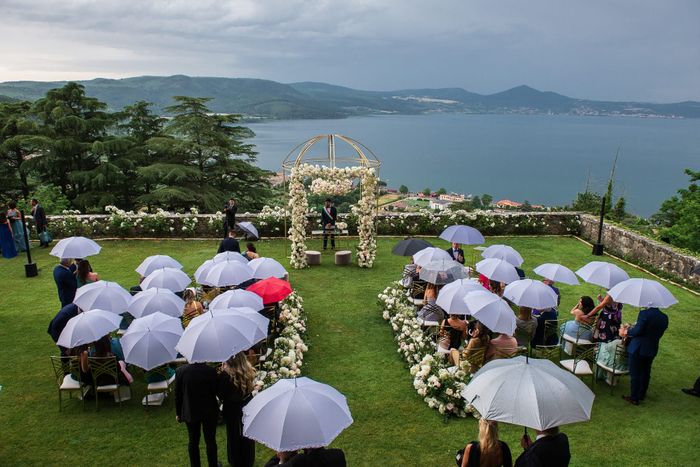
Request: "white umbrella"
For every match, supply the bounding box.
[141,267,191,292]
[607,278,678,308]
[176,309,268,362]
[194,260,216,284]
[128,287,185,318]
[136,255,183,277]
[476,258,520,284]
[413,247,452,267]
[50,236,101,258]
[436,279,483,315]
[209,289,264,311]
[56,309,121,348]
[463,290,517,335]
[202,261,254,287]
[213,251,248,263]
[237,221,259,240]
[503,279,559,309]
[461,356,595,430]
[419,259,468,285]
[248,257,288,280]
[439,225,485,245]
[243,377,353,451]
[481,244,524,267]
[121,312,183,370]
[73,280,132,314]
[533,263,579,286]
[204,307,269,343]
[575,261,630,289]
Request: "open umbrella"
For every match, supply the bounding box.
[503,279,559,309]
[575,261,629,289]
[392,238,433,256]
[128,287,185,318]
[50,236,101,258]
[202,260,254,287]
[136,255,183,277]
[73,280,132,314]
[476,258,520,284]
[202,307,269,343]
[461,356,595,430]
[247,277,293,304]
[439,225,485,245]
[56,309,122,349]
[141,267,191,292]
[209,289,264,311]
[481,244,524,267]
[194,260,215,284]
[607,278,678,308]
[248,257,288,280]
[418,259,468,285]
[533,263,579,286]
[463,290,517,335]
[213,251,248,263]
[243,377,353,451]
[413,247,452,267]
[436,279,483,315]
[121,312,183,370]
[237,221,259,240]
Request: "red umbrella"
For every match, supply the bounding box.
[247,277,292,304]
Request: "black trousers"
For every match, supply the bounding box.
[186,419,218,467]
[323,226,335,249]
[224,412,255,467]
[629,352,654,401]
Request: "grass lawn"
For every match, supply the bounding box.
[0,236,699,466]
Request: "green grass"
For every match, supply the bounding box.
[0,236,699,466]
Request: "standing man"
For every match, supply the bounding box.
[31,198,48,247]
[53,258,77,307]
[223,198,237,239]
[47,303,80,356]
[321,198,337,250]
[217,229,241,254]
[515,426,570,466]
[175,362,221,467]
[446,242,464,264]
[620,306,669,405]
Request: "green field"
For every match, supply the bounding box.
[0,236,698,466]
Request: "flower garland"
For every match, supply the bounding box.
[310,177,353,196]
[355,169,378,267]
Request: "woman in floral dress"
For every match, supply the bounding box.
[586,293,623,343]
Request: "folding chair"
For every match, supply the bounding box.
[560,344,598,388]
[50,356,88,411]
[143,365,176,406]
[88,356,124,409]
[596,343,629,393]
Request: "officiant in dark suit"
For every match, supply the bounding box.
[223,198,237,238]
[321,198,337,250]
[446,242,465,264]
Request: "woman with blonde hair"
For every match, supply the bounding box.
[458,418,512,467]
[181,289,204,326]
[218,352,256,467]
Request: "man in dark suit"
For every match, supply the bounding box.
[217,229,241,254]
[446,242,465,264]
[175,362,220,467]
[53,258,77,307]
[515,427,570,467]
[321,198,337,250]
[621,307,669,405]
[47,303,80,356]
[31,198,48,247]
[223,198,237,238]
[287,447,347,467]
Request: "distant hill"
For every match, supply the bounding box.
[0,75,698,119]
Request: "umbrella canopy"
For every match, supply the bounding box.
[436,279,484,315]
[243,377,353,451]
[607,278,678,308]
[237,221,259,240]
[213,251,248,263]
[575,261,630,289]
[461,356,595,430]
[481,244,524,267]
[202,307,268,343]
[476,258,520,284]
[202,260,254,287]
[247,277,293,304]
[50,236,101,258]
[128,287,185,318]
[439,225,485,245]
[141,267,191,292]
[209,289,264,311]
[73,280,132,314]
[533,263,579,286]
[418,259,468,285]
[392,238,433,256]
[463,290,517,335]
[413,247,453,267]
[194,260,215,284]
[121,312,183,370]
[248,257,288,280]
[176,309,268,362]
[56,309,121,349]
[135,255,183,277]
[503,279,559,309]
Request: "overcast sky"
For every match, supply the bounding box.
[1,0,698,102]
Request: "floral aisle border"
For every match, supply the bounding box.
[288,164,378,269]
[378,282,477,418]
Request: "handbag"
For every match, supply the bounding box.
[39,230,53,244]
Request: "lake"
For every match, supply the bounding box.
[247,114,700,217]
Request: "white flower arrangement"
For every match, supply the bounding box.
[310,177,353,196]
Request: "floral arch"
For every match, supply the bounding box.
[282,134,381,269]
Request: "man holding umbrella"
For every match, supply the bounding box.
[515,426,571,466]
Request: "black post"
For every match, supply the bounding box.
[20,210,38,277]
[592,195,606,256]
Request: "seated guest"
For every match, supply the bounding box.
[531,306,559,346]
[76,259,100,288]
[515,426,570,467]
[561,296,595,341]
[243,242,259,261]
[446,242,465,264]
[78,335,133,386]
[586,293,623,343]
[182,289,204,325]
[402,259,419,288]
[489,279,504,297]
[47,303,81,356]
[264,451,298,466]
[218,229,241,253]
[423,283,438,305]
[485,332,518,362]
[286,446,346,466]
[417,302,446,323]
[457,418,512,467]
[438,314,467,354]
[596,337,628,380]
[514,307,537,347]
[451,321,490,373]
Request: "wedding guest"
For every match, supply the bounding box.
[515,427,570,467]
[223,198,237,238]
[532,305,559,346]
[402,258,419,287]
[452,321,491,373]
[79,335,133,387]
[7,201,27,252]
[485,332,518,362]
[514,307,537,347]
[457,419,512,467]
[681,377,700,397]
[47,303,80,356]
[596,337,628,380]
[182,289,204,325]
[586,293,623,343]
[561,296,595,341]
[321,198,337,250]
[446,242,465,264]
[489,279,504,296]
[31,198,49,247]
[438,314,467,353]
[218,229,241,253]
[218,352,256,467]
[243,243,259,261]
[264,451,298,466]
[54,258,77,306]
[0,211,17,259]
[76,259,100,288]
[286,446,346,466]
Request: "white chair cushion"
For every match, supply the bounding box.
[142,392,166,406]
[596,361,629,375]
[96,384,119,392]
[562,334,593,345]
[60,374,81,390]
[560,359,593,375]
[147,380,169,391]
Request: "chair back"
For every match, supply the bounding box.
[462,346,486,373]
[410,280,427,299]
[88,356,119,387]
[50,355,80,387]
[544,318,567,345]
[533,345,561,363]
[572,344,598,372]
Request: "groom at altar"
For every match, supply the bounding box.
[321,198,337,250]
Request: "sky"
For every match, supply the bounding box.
[1,0,699,102]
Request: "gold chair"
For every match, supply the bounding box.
[560,344,598,388]
[50,356,88,411]
[596,342,629,394]
[87,356,124,409]
[144,365,176,407]
[532,345,561,364]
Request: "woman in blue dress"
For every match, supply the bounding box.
[0,211,18,259]
[7,201,27,252]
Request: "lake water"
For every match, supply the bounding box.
[247,114,700,217]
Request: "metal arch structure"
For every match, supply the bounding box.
[281,134,381,174]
